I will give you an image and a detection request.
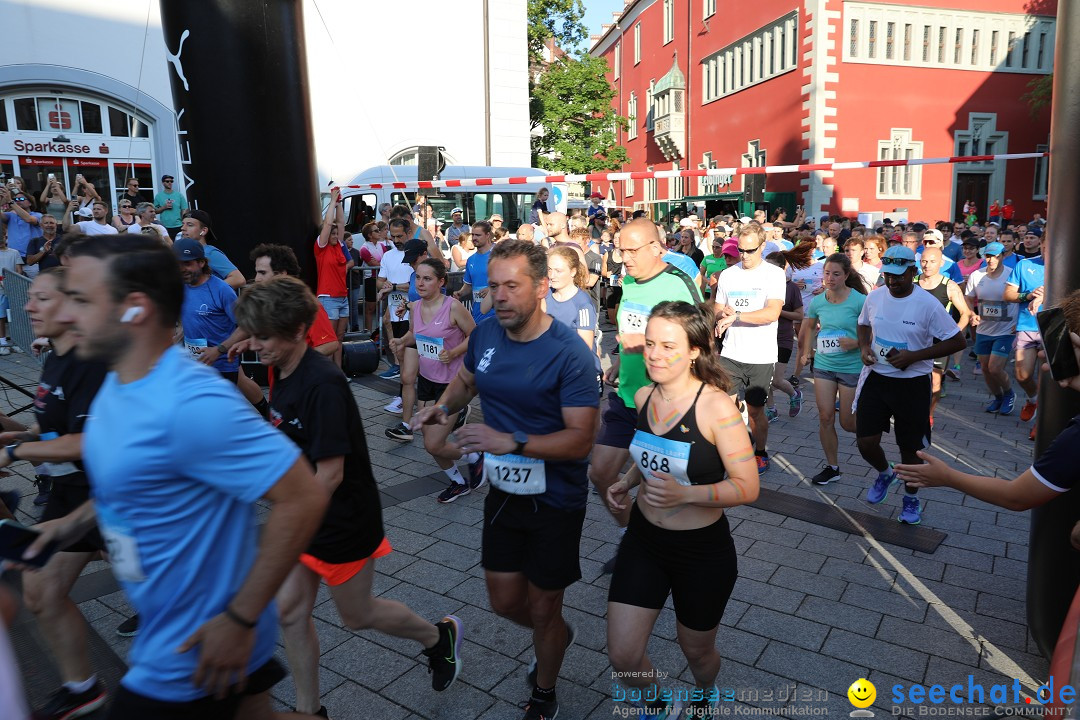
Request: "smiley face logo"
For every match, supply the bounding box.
[848,678,876,709]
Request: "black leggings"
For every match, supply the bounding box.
[608,503,738,632]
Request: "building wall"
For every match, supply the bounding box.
[590,0,1054,222]
[0,0,530,202]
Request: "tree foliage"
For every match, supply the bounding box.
[1023,73,1052,118]
[527,0,586,63]
[530,54,628,173]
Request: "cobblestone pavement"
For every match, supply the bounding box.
[1,327,1050,719]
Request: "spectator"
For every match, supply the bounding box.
[445,207,469,246]
[0,230,23,355]
[25,215,62,274]
[0,185,43,258]
[38,177,69,222]
[119,178,147,207]
[179,209,244,289]
[62,198,117,236]
[314,187,350,339]
[530,188,550,225]
[153,174,187,239]
[112,199,138,233]
[127,202,169,243]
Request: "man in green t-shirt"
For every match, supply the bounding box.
[700,237,728,298]
[153,174,188,239]
[590,219,701,568]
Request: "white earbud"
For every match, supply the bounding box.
[120,307,143,323]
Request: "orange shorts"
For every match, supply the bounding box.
[299,537,393,586]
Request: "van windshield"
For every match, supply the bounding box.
[384,190,543,232]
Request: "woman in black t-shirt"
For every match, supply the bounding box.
[234,277,463,717]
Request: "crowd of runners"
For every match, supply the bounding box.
[0,184,1074,720]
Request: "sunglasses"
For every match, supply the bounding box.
[12,197,26,202]
[120,204,132,208]
[163,179,174,183]
[881,257,914,266]
[736,242,764,255]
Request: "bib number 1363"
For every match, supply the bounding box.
[484,453,546,495]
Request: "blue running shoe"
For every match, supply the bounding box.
[378,364,401,380]
[867,468,898,504]
[984,395,1003,413]
[898,495,922,524]
[755,454,770,474]
[999,390,1016,416]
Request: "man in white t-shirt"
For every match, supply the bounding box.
[714,225,787,473]
[964,241,1018,416]
[855,246,966,525]
[376,219,417,413]
[62,199,118,236]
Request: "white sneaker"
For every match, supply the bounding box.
[10,345,23,353]
[0,345,11,356]
[383,397,403,414]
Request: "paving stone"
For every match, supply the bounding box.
[798,534,872,563]
[733,519,807,548]
[820,556,897,590]
[840,582,928,622]
[756,641,867,695]
[738,606,830,652]
[384,509,451,535]
[383,526,440,554]
[562,581,610,618]
[317,635,417,692]
[975,593,1026,623]
[730,577,805,614]
[864,547,945,582]
[432,520,484,549]
[377,665,496,718]
[769,565,847,600]
[736,555,780,583]
[876,615,981,666]
[392,558,469,595]
[821,628,929,683]
[922,606,1031,653]
[452,605,534,658]
[943,565,1025,602]
[795,595,883,638]
[743,541,827,573]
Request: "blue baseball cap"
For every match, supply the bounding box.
[880,245,917,275]
[173,238,205,261]
[981,241,1005,257]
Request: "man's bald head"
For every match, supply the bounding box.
[622,217,661,244]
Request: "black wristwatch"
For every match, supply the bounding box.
[512,431,528,455]
[215,343,228,354]
[5,441,21,463]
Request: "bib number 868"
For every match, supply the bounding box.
[639,451,670,474]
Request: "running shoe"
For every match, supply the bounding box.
[525,623,576,688]
[945,364,961,381]
[11,344,23,354]
[1020,399,1037,422]
[385,422,414,442]
[755,454,770,473]
[424,615,463,691]
[32,681,107,720]
[810,465,841,486]
[867,468,898,504]
[378,364,401,380]
[32,474,52,506]
[972,361,983,376]
[938,385,947,399]
[789,388,803,418]
[968,349,977,360]
[984,395,1003,414]
[764,406,779,423]
[522,697,559,720]
[116,614,140,637]
[0,345,11,356]
[314,707,329,719]
[437,482,471,504]
[999,390,1017,416]
[453,405,471,431]
[383,396,403,414]
[788,374,800,388]
[898,495,922,525]
[467,453,486,490]
[1029,425,1036,441]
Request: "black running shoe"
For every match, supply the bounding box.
[437,482,471,504]
[467,453,485,490]
[116,614,140,637]
[33,475,52,506]
[810,465,841,486]
[385,422,414,442]
[522,696,559,720]
[424,615,463,691]
[32,681,107,720]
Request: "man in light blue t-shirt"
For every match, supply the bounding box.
[153,173,187,237]
[1005,231,1046,431]
[23,234,327,716]
[456,220,495,322]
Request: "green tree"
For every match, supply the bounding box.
[527,0,586,63]
[530,54,628,173]
[1023,73,1052,118]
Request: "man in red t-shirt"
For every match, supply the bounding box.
[228,244,342,368]
[1002,198,1015,225]
[315,188,353,339]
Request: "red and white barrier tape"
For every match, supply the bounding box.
[336,152,1049,192]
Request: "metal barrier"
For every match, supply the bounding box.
[347,266,469,335]
[3,271,40,368]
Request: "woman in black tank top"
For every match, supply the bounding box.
[605,301,760,717]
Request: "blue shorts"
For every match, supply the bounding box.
[974,333,1015,358]
[0,294,9,317]
[318,295,348,320]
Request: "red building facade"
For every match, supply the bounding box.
[589,0,1055,223]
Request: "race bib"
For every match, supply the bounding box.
[416,334,444,360]
[979,301,1006,320]
[184,337,208,357]
[618,301,652,334]
[816,330,848,355]
[98,507,146,583]
[871,338,908,365]
[728,289,765,311]
[628,430,692,486]
[388,291,407,310]
[472,289,485,303]
[484,453,546,495]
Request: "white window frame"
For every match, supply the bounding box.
[1033,142,1048,200]
[663,0,674,45]
[876,129,923,200]
[627,92,638,140]
[626,177,635,197]
[646,80,656,131]
[634,23,641,64]
[614,42,621,80]
[645,166,657,203]
[704,0,716,20]
[701,12,799,103]
[843,2,1055,74]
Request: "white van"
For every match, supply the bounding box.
[337,165,558,233]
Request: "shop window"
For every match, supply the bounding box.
[39,98,82,133]
[1033,143,1048,200]
[0,99,7,132]
[14,98,37,131]
[109,107,149,138]
[81,102,103,134]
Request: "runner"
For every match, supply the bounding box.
[589,218,701,572]
[389,258,480,502]
[0,268,109,720]
[234,277,463,718]
[412,240,599,720]
[699,236,728,300]
[845,237,879,288]
[965,241,1018,415]
[1005,230,1046,440]
[856,246,967,524]
[545,246,602,393]
[917,246,971,426]
[605,301,759,720]
[24,234,329,718]
[376,218,414,401]
[713,225,789,473]
[762,252,803,423]
[798,253,868,485]
[455,220,496,324]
